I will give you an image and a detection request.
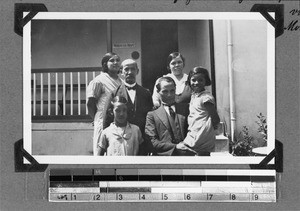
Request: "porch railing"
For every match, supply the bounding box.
[31,67,101,122]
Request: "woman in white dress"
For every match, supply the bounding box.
[86,52,126,156]
[152,52,192,107]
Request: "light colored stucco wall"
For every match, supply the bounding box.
[112,20,142,84]
[31,20,142,84]
[213,20,268,141]
[31,20,107,69]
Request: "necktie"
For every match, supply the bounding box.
[168,106,176,120]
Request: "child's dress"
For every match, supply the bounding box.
[183,90,216,154]
[98,122,143,156]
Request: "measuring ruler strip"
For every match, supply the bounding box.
[49,169,276,202]
[50,169,275,182]
[49,192,275,202]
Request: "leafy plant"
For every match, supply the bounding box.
[231,126,255,156]
[255,112,267,145]
[230,113,267,156]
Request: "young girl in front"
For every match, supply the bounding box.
[98,96,143,156]
[183,67,220,156]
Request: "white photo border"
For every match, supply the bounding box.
[23,12,275,164]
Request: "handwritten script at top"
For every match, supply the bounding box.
[285,9,300,31]
[173,0,283,5]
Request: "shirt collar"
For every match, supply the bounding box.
[124,81,137,88]
[192,89,207,97]
[162,103,175,110]
[165,73,188,83]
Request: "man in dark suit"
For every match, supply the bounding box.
[145,77,196,156]
[105,59,153,155]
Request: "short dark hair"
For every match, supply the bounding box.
[156,76,176,92]
[187,66,211,87]
[166,52,185,71]
[111,96,128,107]
[101,52,119,73]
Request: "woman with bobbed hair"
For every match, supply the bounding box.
[86,52,126,155]
[152,52,192,107]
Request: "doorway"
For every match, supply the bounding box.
[141,20,178,92]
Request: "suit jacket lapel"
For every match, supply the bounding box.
[134,84,141,109]
[155,105,171,132]
[126,89,133,105]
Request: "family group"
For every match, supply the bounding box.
[86,52,220,156]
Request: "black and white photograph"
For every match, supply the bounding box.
[1,0,299,210]
[23,12,275,164]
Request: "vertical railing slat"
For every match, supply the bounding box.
[33,73,36,116]
[40,73,43,116]
[85,71,88,114]
[31,69,94,118]
[78,72,81,115]
[55,73,58,115]
[70,72,73,115]
[48,73,51,115]
[63,72,66,115]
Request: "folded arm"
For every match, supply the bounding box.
[87,97,97,119]
[204,102,220,129]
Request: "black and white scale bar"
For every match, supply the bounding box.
[49,169,276,202]
[49,169,276,182]
[49,192,276,202]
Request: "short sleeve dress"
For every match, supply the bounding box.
[183,90,216,153]
[98,122,143,156]
[86,72,122,155]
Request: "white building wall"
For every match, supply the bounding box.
[213,20,268,140]
[112,20,142,85]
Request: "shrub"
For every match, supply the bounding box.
[230,113,267,156]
